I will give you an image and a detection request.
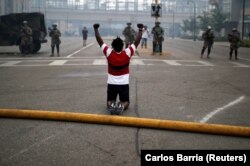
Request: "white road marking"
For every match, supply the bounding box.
[163,60,182,66]
[131,59,145,65]
[163,60,214,66]
[93,59,107,65]
[229,62,250,68]
[239,57,250,62]
[66,43,94,58]
[0,61,21,66]
[199,96,245,123]
[197,60,214,66]
[0,59,249,68]
[49,60,67,66]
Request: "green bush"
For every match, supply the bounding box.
[240,40,250,47]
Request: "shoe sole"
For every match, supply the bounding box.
[107,107,116,115]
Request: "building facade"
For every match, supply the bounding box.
[6,0,247,38]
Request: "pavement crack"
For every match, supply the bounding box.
[85,140,115,157]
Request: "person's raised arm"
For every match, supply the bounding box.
[93,24,104,47]
[134,24,143,48]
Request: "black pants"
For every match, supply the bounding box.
[201,45,212,56]
[52,44,60,55]
[229,48,238,59]
[153,41,162,53]
[107,84,129,102]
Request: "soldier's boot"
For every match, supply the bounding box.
[159,45,162,55]
[207,48,211,59]
[229,49,233,60]
[152,42,155,55]
[201,47,205,58]
[235,50,238,60]
[50,46,54,57]
[57,45,60,57]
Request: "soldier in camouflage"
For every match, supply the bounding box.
[49,23,61,57]
[123,22,136,48]
[151,21,164,55]
[228,28,240,60]
[20,20,32,55]
[201,26,214,59]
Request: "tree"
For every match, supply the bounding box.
[181,17,197,35]
[211,9,228,35]
[197,11,212,31]
[197,8,228,36]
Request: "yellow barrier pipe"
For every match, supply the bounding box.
[0,108,250,137]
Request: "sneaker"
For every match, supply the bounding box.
[116,102,124,115]
[107,101,116,115]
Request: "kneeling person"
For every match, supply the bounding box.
[93,23,143,114]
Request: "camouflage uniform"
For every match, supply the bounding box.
[49,25,61,56]
[151,22,164,55]
[228,29,240,60]
[123,23,136,48]
[20,22,32,54]
[82,26,88,46]
[201,27,214,58]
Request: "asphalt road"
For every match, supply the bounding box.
[0,36,250,166]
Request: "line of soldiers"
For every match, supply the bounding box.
[201,26,241,60]
[20,21,61,57]
[21,21,240,59]
[21,21,164,57]
[20,21,33,56]
[48,23,61,57]
[122,22,164,55]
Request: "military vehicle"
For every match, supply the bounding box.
[0,12,47,54]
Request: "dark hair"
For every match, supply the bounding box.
[111,37,124,53]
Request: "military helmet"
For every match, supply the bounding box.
[52,23,57,27]
[23,20,28,24]
[127,22,132,26]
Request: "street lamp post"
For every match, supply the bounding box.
[172,2,176,39]
[188,0,196,41]
[172,10,175,39]
[242,0,245,40]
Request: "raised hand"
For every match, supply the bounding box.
[93,24,100,29]
[137,24,143,29]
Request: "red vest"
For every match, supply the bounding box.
[102,44,135,76]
